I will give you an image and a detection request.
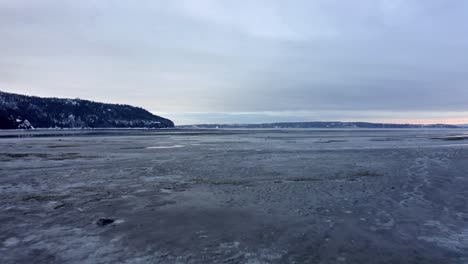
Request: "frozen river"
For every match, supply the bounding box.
[1,129,468,263]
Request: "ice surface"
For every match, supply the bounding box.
[1,128,468,263]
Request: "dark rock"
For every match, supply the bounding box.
[96,218,115,226]
[53,203,66,210]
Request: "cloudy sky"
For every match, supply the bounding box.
[1,0,468,125]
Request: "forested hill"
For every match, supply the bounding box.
[0,91,174,129]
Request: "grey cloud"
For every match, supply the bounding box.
[1,0,468,124]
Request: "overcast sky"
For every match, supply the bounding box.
[1,0,468,125]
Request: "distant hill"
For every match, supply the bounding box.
[179,121,460,129]
[0,91,174,129]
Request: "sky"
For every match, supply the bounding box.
[1,0,468,125]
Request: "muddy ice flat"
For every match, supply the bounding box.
[1,129,468,264]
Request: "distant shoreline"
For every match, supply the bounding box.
[178,121,462,129]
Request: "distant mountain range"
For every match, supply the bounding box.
[0,91,174,129]
[179,122,460,129]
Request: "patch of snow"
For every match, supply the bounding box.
[146,145,184,149]
[418,221,468,251]
[3,237,20,247]
[17,119,34,129]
